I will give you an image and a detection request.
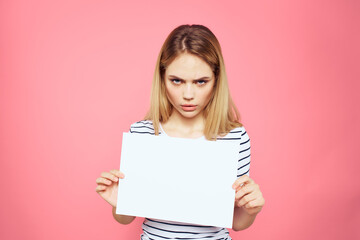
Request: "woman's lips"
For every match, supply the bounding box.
[181,104,197,111]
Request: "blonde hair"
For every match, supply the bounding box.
[144,24,243,140]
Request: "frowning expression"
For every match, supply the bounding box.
[164,53,215,120]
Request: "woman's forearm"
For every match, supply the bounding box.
[112,207,136,225]
[232,206,258,231]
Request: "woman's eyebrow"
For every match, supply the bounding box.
[168,75,211,80]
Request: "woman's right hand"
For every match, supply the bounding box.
[95,169,125,208]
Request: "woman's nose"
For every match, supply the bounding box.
[183,84,194,100]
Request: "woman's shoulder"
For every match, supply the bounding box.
[216,125,250,141]
[128,120,155,135]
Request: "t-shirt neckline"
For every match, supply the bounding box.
[159,122,205,140]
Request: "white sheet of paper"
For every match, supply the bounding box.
[116,132,238,228]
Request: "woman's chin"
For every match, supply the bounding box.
[171,107,203,120]
[179,111,201,119]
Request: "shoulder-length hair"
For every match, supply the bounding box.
[144,24,243,140]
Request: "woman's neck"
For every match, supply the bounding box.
[161,110,205,137]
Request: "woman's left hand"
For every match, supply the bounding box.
[232,175,265,216]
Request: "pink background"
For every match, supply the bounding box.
[1,0,359,239]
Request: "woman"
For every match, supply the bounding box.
[95,24,265,240]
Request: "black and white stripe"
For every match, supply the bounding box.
[129,120,251,240]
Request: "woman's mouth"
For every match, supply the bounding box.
[181,104,197,112]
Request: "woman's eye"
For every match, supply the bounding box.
[197,80,207,85]
[171,79,181,84]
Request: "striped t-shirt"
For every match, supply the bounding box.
[128,120,251,240]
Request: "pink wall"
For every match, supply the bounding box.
[1,0,359,239]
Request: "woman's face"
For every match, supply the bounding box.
[164,53,215,120]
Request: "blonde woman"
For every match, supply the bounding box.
[95,24,265,240]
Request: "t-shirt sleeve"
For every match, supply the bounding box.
[237,126,251,177]
[127,120,155,135]
[128,123,137,133]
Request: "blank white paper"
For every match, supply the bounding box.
[116,132,238,228]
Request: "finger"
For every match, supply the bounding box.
[236,182,259,193]
[95,185,107,192]
[232,175,254,190]
[244,198,263,209]
[235,183,257,200]
[236,191,257,207]
[96,177,114,185]
[110,169,125,179]
[100,171,120,182]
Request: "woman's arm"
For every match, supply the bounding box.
[112,207,136,225]
[231,175,265,231]
[232,205,258,231]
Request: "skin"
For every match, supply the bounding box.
[95,52,265,230]
[161,52,215,138]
